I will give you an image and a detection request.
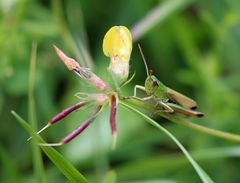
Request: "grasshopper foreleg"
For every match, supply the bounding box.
[134,85,146,97]
[132,85,154,101]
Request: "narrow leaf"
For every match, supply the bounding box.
[131,0,193,41]
[28,42,46,183]
[120,101,214,183]
[11,111,89,183]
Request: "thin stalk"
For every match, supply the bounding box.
[51,0,93,68]
[116,145,240,180]
[51,0,75,54]
[28,42,46,183]
[122,97,240,142]
[119,101,213,183]
[131,0,193,41]
[12,111,89,183]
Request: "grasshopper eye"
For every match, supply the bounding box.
[152,80,158,86]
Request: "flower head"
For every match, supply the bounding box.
[103,26,132,86]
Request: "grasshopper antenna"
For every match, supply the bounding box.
[138,43,149,77]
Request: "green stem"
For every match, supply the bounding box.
[122,97,240,142]
[172,117,240,142]
[28,43,46,183]
[119,101,213,183]
[12,111,89,183]
[51,0,93,68]
[131,0,193,41]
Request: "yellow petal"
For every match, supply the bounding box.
[103,26,132,61]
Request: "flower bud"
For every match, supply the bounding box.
[54,45,111,92]
[103,26,132,85]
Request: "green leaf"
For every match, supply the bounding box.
[11,111,89,183]
[120,101,214,183]
[124,98,240,142]
[131,0,193,41]
[116,146,240,179]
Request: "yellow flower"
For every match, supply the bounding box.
[103,26,132,85]
[103,26,132,61]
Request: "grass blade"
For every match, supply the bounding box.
[131,0,193,41]
[120,101,214,183]
[28,42,46,183]
[51,0,93,68]
[116,146,240,179]
[125,98,240,142]
[11,111,89,183]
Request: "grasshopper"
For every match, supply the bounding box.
[132,44,204,117]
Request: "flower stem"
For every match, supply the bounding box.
[121,98,240,142]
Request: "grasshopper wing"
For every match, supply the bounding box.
[167,87,197,110]
[167,103,204,117]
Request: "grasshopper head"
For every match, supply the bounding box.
[145,75,158,95]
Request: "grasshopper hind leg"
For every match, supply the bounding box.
[157,101,174,113]
[150,101,174,117]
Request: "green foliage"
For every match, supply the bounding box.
[120,101,213,183]
[12,111,88,183]
[1,0,240,182]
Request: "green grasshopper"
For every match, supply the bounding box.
[132,44,204,117]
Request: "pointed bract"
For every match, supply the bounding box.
[54,45,111,92]
[53,45,80,71]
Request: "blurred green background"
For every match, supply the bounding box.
[1,0,240,182]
